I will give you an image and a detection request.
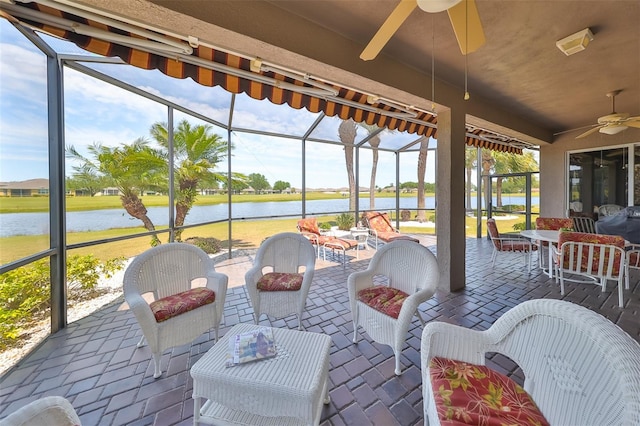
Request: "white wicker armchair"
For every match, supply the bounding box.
[123,243,228,378]
[421,299,640,426]
[245,232,316,330]
[0,396,80,426]
[348,240,439,375]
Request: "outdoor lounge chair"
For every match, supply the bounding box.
[421,299,640,425]
[361,211,419,249]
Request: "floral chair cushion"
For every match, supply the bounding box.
[535,218,574,247]
[557,231,625,274]
[257,272,303,291]
[357,286,409,319]
[429,357,549,426]
[376,232,419,244]
[150,287,216,323]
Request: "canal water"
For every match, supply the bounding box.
[0,195,537,237]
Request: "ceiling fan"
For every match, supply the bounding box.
[360,0,485,61]
[576,90,640,138]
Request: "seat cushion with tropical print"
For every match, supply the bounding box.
[429,356,549,426]
[363,211,395,233]
[557,231,625,274]
[150,287,216,323]
[257,272,303,291]
[357,286,409,319]
[535,217,574,247]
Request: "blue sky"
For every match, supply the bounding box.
[0,19,438,189]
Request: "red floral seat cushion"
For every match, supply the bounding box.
[357,286,409,319]
[557,231,625,274]
[535,217,574,247]
[257,272,303,291]
[297,218,321,235]
[150,287,215,323]
[429,357,549,426]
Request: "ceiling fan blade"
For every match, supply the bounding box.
[626,120,640,129]
[360,0,418,61]
[575,125,603,139]
[447,0,485,55]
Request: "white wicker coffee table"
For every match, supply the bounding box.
[190,323,332,425]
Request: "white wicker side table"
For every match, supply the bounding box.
[190,323,332,426]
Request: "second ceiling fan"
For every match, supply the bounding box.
[360,0,486,61]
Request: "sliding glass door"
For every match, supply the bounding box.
[568,144,638,217]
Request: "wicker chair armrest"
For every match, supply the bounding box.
[421,321,491,366]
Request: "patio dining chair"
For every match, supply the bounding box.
[486,218,537,271]
[123,243,228,378]
[535,217,574,270]
[554,231,626,307]
[572,216,596,233]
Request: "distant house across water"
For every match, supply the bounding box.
[0,179,49,197]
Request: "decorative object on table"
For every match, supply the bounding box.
[487,218,537,271]
[245,232,316,330]
[123,243,228,378]
[226,327,276,367]
[421,299,640,426]
[348,240,439,375]
[360,211,419,249]
[554,231,626,307]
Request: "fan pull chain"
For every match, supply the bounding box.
[464,0,470,101]
[431,14,436,112]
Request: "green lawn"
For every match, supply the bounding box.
[0,191,429,213]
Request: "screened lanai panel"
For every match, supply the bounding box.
[4,1,438,138]
[0,19,50,264]
[308,115,369,144]
[231,92,322,136]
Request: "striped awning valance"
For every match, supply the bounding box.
[2,1,527,154]
[465,128,524,155]
[7,2,441,137]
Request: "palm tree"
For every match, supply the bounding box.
[359,124,382,210]
[416,136,430,222]
[150,119,230,241]
[338,119,357,211]
[465,148,477,212]
[493,151,539,207]
[481,150,496,213]
[66,139,166,246]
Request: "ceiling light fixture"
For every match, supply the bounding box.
[556,28,593,56]
[599,124,627,135]
[416,0,462,14]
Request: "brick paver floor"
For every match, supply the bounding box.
[1,235,638,425]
